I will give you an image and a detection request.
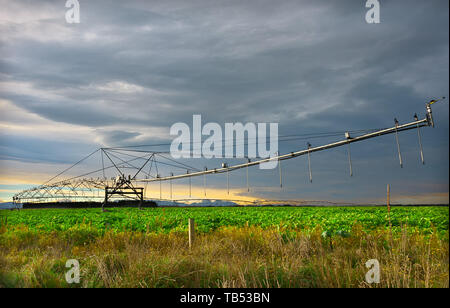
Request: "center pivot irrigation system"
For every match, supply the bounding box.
[12,98,445,209]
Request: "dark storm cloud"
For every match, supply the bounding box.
[0,0,448,201]
[96,130,142,145]
[2,0,447,129]
[0,132,94,164]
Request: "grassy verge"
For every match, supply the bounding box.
[0,223,448,288]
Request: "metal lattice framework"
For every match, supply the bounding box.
[12,99,444,207]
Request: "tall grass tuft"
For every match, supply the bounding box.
[0,224,448,288]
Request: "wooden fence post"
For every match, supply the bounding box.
[188,218,195,249]
[387,184,392,232]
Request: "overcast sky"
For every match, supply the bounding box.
[0,0,448,204]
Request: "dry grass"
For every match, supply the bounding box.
[0,224,448,288]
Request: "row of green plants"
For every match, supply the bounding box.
[2,206,448,236]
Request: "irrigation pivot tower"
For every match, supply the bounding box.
[12,99,445,207]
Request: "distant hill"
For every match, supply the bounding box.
[0,202,22,209]
[156,199,238,207]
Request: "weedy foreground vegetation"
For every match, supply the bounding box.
[0,206,448,288]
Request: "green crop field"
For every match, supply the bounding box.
[2,206,448,235]
[1,206,448,288]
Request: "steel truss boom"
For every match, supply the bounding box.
[12,99,444,204]
[138,108,435,183]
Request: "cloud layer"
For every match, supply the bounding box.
[0,0,448,203]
